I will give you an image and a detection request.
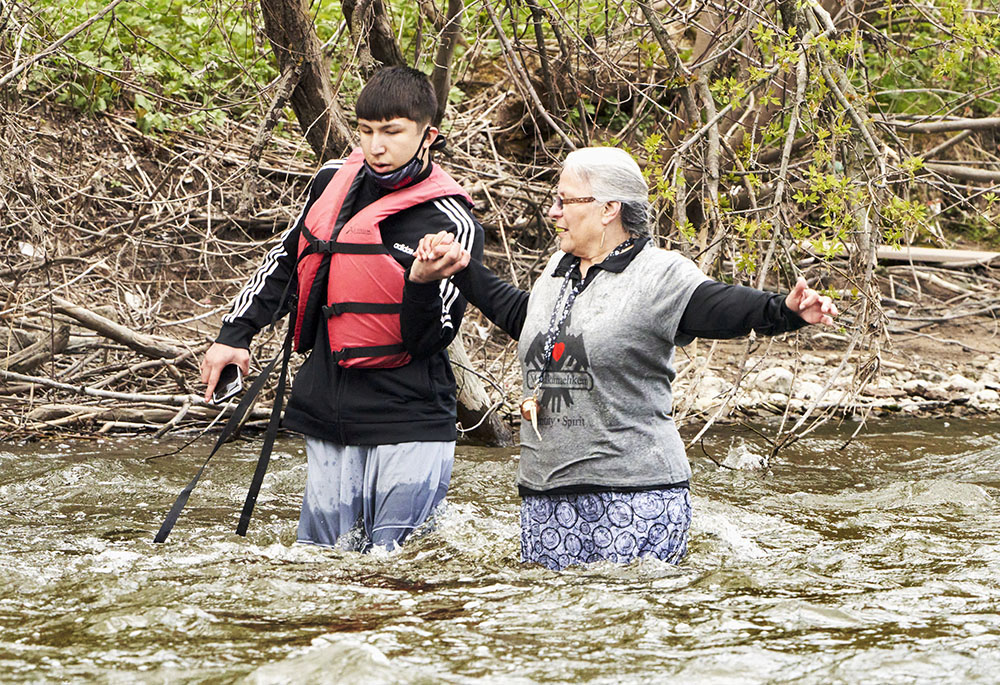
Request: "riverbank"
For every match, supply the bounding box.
[4,106,1000,440]
[672,313,1000,424]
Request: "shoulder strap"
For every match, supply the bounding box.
[301,148,367,244]
[153,324,294,543]
[337,164,474,244]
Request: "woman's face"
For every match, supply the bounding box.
[549,168,604,258]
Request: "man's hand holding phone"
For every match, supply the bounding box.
[201,343,250,403]
[211,364,243,404]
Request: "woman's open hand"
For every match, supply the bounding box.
[785,277,838,326]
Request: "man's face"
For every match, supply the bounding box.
[357,117,435,173]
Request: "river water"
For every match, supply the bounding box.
[2,418,999,683]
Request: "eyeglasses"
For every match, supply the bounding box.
[552,195,595,211]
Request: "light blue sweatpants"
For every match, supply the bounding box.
[297,437,454,551]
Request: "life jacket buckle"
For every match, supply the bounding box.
[313,239,335,254]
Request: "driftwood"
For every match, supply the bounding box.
[27,403,214,424]
[0,369,273,419]
[877,245,1000,267]
[878,116,1000,134]
[800,240,1000,267]
[1,324,69,373]
[925,163,1000,185]
[448,335,513,447]
[52,296,190,361]
[3,368,211,406]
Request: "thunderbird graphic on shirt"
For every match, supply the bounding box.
[524,330,594,413]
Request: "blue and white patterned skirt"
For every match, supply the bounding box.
[520,487,691,570]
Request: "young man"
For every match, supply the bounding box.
[200,66,484,551]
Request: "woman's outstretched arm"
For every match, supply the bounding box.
[679,277,837,339]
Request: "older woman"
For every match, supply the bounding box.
[401,147,836,571]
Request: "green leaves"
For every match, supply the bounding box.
[882,196,928,247]
[28,0,294,130]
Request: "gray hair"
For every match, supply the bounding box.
[563,147,651,237]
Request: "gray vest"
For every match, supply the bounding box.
[517,243,709,492]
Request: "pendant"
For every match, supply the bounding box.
[519,396,542,441]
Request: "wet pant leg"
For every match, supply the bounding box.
[297,438,454,551]
[364,441,454,550]
[297,438,367,549]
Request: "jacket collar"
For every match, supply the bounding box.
[552,236,651,279]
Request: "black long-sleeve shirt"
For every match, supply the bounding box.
[402,237,807,343]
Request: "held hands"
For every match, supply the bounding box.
[408,231,470,284]
[785,277,839,326]
[200,342,250,402]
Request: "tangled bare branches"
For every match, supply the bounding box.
[4,0,1000,445]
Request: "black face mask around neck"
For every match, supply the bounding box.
[363,126,433,190]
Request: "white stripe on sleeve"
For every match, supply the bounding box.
[431,197,476,328]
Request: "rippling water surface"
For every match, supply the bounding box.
[2,418,999,683]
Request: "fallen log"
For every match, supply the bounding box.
[876,245,1000,267]
[799,240,1000,267]
[877,116,1000,134]
[24,402,233,423]
[925,162,1000,184]
[0,329,35,356]
[1,324,69,373]
[448,334,514,447]
[52,296,190,360]
[0,368,271,420]
[27,403,182,424]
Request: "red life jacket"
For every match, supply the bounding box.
[294,147,473,368]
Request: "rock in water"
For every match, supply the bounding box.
[722,438,768,470]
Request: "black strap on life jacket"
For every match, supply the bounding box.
[322,302,402,317]
[299,223,388,257]
[307,242,388,256]
[332,344,406,363]
[153,324,293,543]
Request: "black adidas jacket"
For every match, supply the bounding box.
[215,157,484,445]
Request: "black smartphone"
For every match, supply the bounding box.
[212,364,243,404]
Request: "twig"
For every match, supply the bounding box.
[482,1,576,152]
[0,0,129,90]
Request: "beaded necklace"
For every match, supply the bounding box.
[520,237,636,438]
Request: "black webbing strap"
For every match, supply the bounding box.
[300,240,388,256]
[235,325,294,537]
[301,221,389,256]
[323,302,402,317]
[153,327,292,543]
[325,243,389,254]
[333,344,406,363]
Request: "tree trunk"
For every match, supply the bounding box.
[448,334,514,447]
[430,0,464,124]
[342,0,405,76]
[259,0,353,161]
